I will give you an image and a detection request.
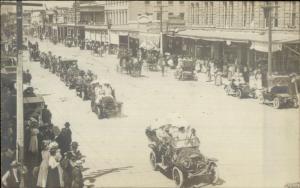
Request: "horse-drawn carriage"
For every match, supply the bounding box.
[29,43,40,61]
[117,56,143,77]
[175,60,198,81]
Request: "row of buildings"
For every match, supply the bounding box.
[3,1,300,74]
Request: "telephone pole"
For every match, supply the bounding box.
[154,3,167,55]
[261,5,279,77]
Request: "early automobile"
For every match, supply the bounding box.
[224,82,256,99]
[175,60,198,81]
[90,82,122,119]
[145,122,219,188]
[58,59,78,82]
[258,75,299,109]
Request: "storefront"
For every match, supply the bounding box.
[128,31,139,57]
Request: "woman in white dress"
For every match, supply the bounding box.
[36,140,50,188]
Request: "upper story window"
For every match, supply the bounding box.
[274,1,278,27]
[210,2,214,25]
[168,12,173,19]
[195,3,199,24]
[180,13,184,19]
[168,1,173,5]
[250,1,255,23]
[157,12,161,20]
[223,2,228,26]
[145,1,150,4]
[242,1,247,27]
[157,1,161,5]
[180,1,184,4]
[204,2,208,25]
[191,3,195,24]
[229,1,233,26]
[291,1,296,27]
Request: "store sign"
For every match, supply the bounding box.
[137,15,152,24]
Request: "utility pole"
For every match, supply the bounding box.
[74,0,77,46]
[154,3,167,55]
[261,5,279,77]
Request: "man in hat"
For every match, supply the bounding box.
[61,151,75,188]
[1,161,21,188]
[70,142,83,161]
[41,105,52,125]
[56,122,72,155]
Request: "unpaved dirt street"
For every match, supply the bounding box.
[25,38,299,188]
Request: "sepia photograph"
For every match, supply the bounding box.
[0,1,299,188]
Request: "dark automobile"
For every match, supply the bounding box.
[175,60,198,81]
[224,82,256,99]
[146,126,219,188]
[29,44,40,61]
[58,59,78,82]
[259,75,299,109]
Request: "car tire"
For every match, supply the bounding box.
[273,97,281,109]
[225,86,230,96]
[209,165,219,185]
[150,151,159,171]
[173,167,185,188]
[292,98,299,108]
[236,89,243,99]
[258,95,265,104]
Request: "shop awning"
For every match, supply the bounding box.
[139,32,160,50]
[175,29,300,45]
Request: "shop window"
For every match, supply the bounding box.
[180,13,184,20]
[157,12,161,20]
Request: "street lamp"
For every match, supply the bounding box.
[261,5,279,77]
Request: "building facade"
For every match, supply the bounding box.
[165,1,300,75]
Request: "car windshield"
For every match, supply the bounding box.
[171,138,200,149]
[270,86,289,94]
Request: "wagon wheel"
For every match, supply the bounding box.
[273,97,281,109]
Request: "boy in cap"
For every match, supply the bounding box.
[1,161,21,188]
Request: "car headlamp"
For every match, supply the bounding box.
[183,160,191,169]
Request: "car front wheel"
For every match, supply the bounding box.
[273,97,281,109]
[173,167,185,188]
[209,165,219,185]
[150,151,158,171]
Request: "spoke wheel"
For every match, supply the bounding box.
[273,97,281,109]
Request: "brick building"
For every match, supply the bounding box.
[165,1,300,75]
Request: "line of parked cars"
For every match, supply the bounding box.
[224,74,300,109]
[36,48,123,119]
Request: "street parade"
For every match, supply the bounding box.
[1,1,300,188]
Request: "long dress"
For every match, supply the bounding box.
[46,156,60,188]
[36,150,50,188]
[29,128,39,153]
